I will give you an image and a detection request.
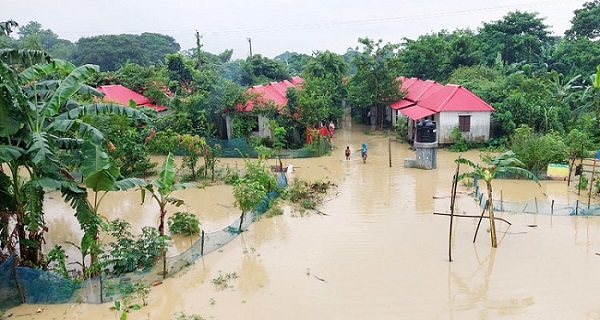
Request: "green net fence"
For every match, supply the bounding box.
[206,137,331,158]
[473,176,600,216]
[1,173,288,308]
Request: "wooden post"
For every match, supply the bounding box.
[535,197,538,214]
[578,158,583,196]
[162,252,167,279]
[576,200,579,215]
[13,256,25,303]
[388,136,392,168]
[551,200,554,215]
[100,275,104,303]
[588,158,596,207]
[238,213,244,233]
[200,230,205,256]
[500,191,503,212]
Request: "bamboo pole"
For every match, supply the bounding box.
[588,158,596,207]
[472,205,488,243]
[434,212,512,225]
[388,136,392,168]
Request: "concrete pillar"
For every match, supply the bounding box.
[414,141,437,170]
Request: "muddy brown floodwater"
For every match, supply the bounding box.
[7,116,600,320]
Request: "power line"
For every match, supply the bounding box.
[54,0,583,38]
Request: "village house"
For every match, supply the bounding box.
[226,76,304,140]
[390,77,495,144]
[97,84,168,112]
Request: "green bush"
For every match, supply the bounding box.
[102,219,171,276]
[449,126,469,152]
[510,125,567,171]
[146,129,182,155]
[168,212,201,236]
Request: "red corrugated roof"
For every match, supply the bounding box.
[390,99,415,110]
[391,78,441,112]
[97,84,167,112]
[404,80,443,102]
[98,85,151,105]
[418,84,496,112]
[242,76,304,112]
[397,77,420,91]
[398,105,437,120]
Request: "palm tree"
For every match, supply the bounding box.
[455,151,540,248]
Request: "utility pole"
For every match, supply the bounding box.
[196,30,202,70]
[247,37,253,58]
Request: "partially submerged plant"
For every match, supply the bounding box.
[455,151,540,248]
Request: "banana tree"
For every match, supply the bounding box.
[140,152,198,277]
[577,64,600,119]
[455,151,540,248]
[69,142,147,277]
[1,49,147,266]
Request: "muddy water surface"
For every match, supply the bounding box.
[7,122,600,320]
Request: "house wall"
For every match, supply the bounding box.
[437,111,491,144]
[258,115,272,139]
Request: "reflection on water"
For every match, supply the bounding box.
[9,118,600,319]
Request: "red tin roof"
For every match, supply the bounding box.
[97,85,167,112]
[404,80,443,102]
[242,76,304,112]
[398,104,437,120]
[418,84,496,113]
[390,99,415,110]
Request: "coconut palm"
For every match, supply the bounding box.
[455,151,540,248]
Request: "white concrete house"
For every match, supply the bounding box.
[390,77,495,144]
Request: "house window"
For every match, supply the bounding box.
[459,115,471,132]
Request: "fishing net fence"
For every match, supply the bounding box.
[472,175,600,216]
[0,173,288,309]
[206,137,331,158]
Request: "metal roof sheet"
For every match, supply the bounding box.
[390,99,415,110]
[98,85,151,105]
[418,84,496,112]
[398,105,437,120]
[242,76,304,112]
[97,85,167,112]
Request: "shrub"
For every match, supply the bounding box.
[449,126,469,152]
[102,219,171,275]
[168,212,201,236]
[510,125,567,171]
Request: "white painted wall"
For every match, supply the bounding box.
[437,111,491,144]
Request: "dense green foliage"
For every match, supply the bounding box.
[102,219,171,275]
[167,212,201,236]
[233,158,276,213]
